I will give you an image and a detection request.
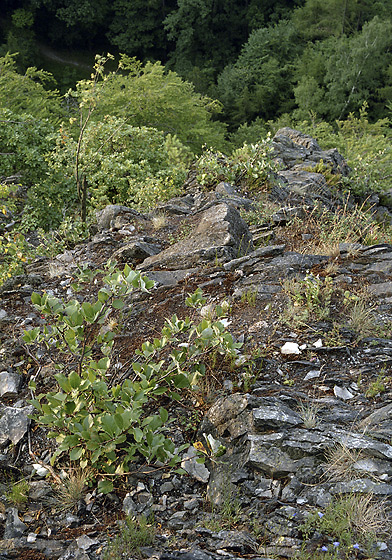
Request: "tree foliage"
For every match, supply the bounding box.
[82,56,227,153]
[0,53,63,121]
[294,17,392,120]
[50,116,189,210]
[217,21,301,127]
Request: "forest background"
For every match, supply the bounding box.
[1,0,392,283]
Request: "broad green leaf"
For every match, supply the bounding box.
[97,479,113,494]
[70,447,84,461]
[112,298,124,309]
[101,415,117,436]
[159,407,169,423]
[133,427,143,442]
[69,371,81,390]
[31,292,42,306]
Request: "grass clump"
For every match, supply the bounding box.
[365,375,389,399]
[203,496,242,532]
[6,478,29,507]
[280,200,390,257]
[52,469,89,512]
[103,515,155,559]
[322,444,364,482]
[298,401,321,429]
[240,288,258,306]
[346,300,377,340]
[299,493,390,558]
[282,272,334,327]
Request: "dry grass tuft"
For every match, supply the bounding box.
[298,401,321,429]
[151,213,167,230]
[346,300,377,339]
[53,469,89,512]
[341,493,391,538]
[323,444,364,481]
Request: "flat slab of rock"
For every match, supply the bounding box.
[138,203,253,271]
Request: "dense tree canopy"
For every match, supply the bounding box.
[0,0,391,150]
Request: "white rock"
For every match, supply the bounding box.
[32,464,50,477]
[304,370,321,381]
[333,386,354,400]
[281,342,301,355]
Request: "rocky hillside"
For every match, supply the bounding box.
[0,128,391,560]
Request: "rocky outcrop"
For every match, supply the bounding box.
[0,128,391,559]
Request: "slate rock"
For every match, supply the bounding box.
[113,240,161,263]
[0,371,22,397]
[0,405,33,445]
[247,436,298,477]
[160,550,216,560]
[200,394,251,441]
[3,508,28,539]
[218,530,259,553]
[138,203,253,271]
[328,427,392,461]
[96,204,143,231]
[252,402,303,431]
[181,446,210,483]
[330,478,392,496]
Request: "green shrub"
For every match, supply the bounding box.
[24,266,242,493]
[194,134,278,190]
[298,105,392,197]
[48,117,188,211]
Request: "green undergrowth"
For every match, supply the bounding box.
[23,265,243,493]
[103,515,155,559]
[297,493,390,559]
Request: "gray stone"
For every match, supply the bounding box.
[0,371,22,397]
[330,478,392,496]
[252,402,302,431]
[181,446,210,483]
[167,510,189,530]
[58,542,91,560]
[122,494,138,516]
[146,269,198,287]
[0,405,33,445]
[96,204,142,231]
[273,128,350,176]
[352,457,392,478]
[368,282,392,298]
[138,203,253,271]
[156,195,195,215]
[210,530,259,553]
[113,240,161,263]
[328,427,392,461]
[247,435,298,477]
[333,386,354,400]
[160,481,174,493]
[76,534,99,551]
[361,404,392,427]
[223,245,285,272]
[200,393,251,440]
[3,508,28,539]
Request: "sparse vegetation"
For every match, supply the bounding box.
[323,444,364,481]
[103,515,155,559]
[299,493,390,558]
[6,478,29,507]
[52,469,89,512]
[282,273,334,327]
[365,374,389,399]
[298,401,321,429]
[23,266,243,493]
